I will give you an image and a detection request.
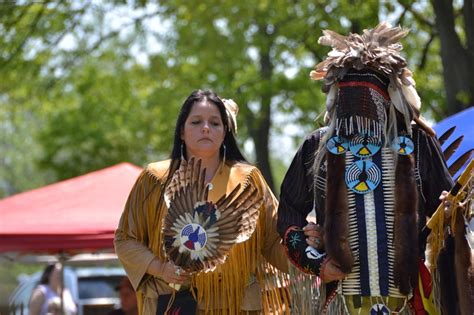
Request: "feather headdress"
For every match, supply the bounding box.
[310,22,434,136]
[163,157,261,273]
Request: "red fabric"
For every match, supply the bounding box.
[410,260,433,315]
[0,163,142,254]
[337,81,390,99]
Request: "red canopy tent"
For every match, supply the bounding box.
[0,162,142,254]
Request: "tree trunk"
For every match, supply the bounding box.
[253,95,274,191]
[250,24,275,191]
[431,0,474,115]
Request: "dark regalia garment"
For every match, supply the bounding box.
[277,23,456,314]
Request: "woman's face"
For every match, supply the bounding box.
[181,101,225,160]
[49,264,62,288]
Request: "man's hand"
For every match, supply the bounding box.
[439,190,467,221]
[320,257,346,283]
[303,222,324,250]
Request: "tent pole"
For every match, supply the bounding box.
[59,252,66,315]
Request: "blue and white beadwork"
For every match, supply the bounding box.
[349,133,381,157]
[391,136,414,155]
[370,303,390,315]
[326,136,349,154]
[180,223,207,251]
[345,160,381,194]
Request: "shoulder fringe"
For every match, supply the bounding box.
[192,166,290,314]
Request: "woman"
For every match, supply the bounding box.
[115,90,289,314]
[29,263,77,315]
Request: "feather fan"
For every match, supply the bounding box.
[163,157,262,273]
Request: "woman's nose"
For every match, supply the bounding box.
[202,122,210,133]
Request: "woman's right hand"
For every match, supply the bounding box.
[148,258,190,284]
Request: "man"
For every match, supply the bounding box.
[108,277,138,315]
[277,22,459,314]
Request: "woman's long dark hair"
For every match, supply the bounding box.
[38,263,57,285]
[169,90,247,175]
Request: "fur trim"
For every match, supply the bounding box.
[324,151,354,273]
[393,154,419,295]
[453,210,473,315]
[437,237,458,314]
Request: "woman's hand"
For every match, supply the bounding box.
[148,258,190,284]
[303,222,324,250]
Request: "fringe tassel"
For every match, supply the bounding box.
[258,263,291,314]
[335,116,383,138]
[426,235,442,313]
[191,169,289,314]
[123,169,168,260]
[324,294,346,315]
[427,163,473,272]
[192,228,259,313]
[288,264,324,314]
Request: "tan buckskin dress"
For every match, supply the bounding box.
[115,159,290,314]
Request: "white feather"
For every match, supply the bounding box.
[388,83,405,114]
[401,84,421,110]
[388,82,413,136]
[328,49,345,57]
[326,85,338,113]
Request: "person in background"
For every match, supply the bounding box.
[107,276,138,315]
[115,89,289,314]
[29,263,77,315]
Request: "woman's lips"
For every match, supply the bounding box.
[198,138,212,142]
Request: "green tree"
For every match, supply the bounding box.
[0,0,470,196]
[395,0,473,117]
[431,0,473,115]
[150,0,385,189]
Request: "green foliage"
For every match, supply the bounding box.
[38,51,159,179]
[0,0,468,196]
